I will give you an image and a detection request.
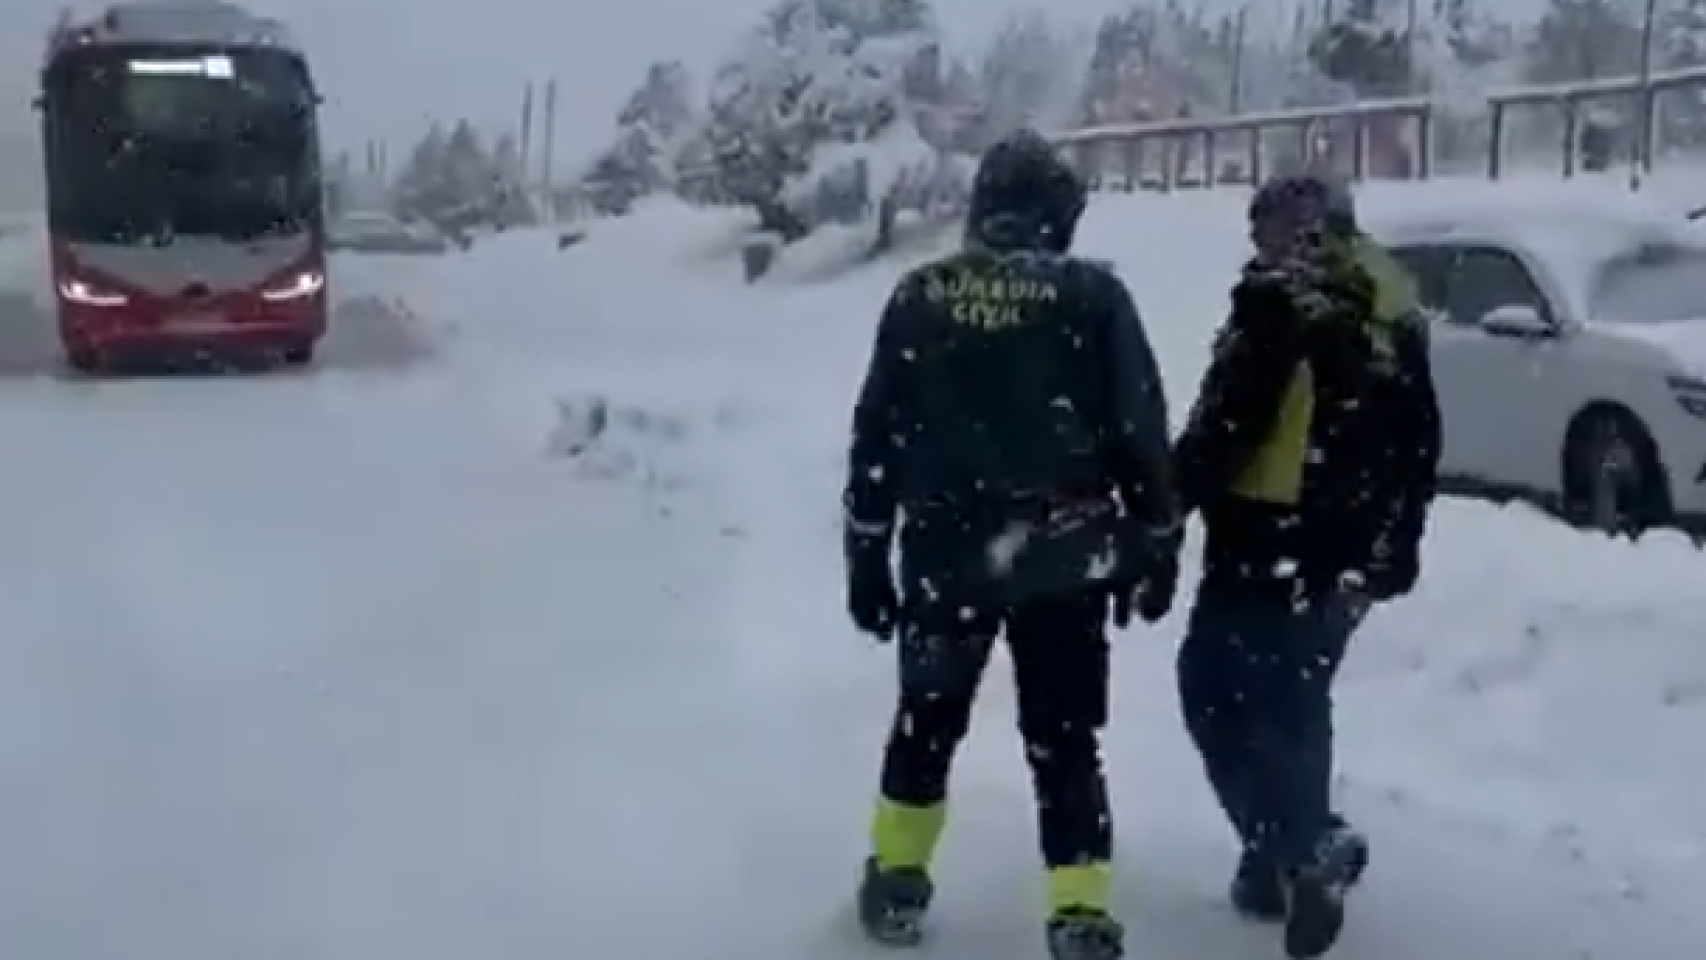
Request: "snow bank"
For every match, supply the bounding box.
[1341,497,1706,865]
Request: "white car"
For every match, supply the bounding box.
[1368,195,1706,535]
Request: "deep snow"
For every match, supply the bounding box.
[0,176,1701,960]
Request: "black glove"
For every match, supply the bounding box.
[1365,551,1418,601]
[1330,570,1375,628]
[844,524,900,641]
[1362,530,1421,602]
[1111,523,1181,628]
[1112,556,1178,627]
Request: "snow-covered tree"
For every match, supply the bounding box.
[486,133,536,227]
[687,4,823,208]
[815,0,932,38]
[1658,0,1706,148]
[1433,0,1507,68]
[686,0,951,236]
[391,123,449,221]
[1077,3,1260,124]
[1079,8,1159,125]
[1523,0,1642,84]
[437,121,493,215]
[972,11,1083,142]
[580,60,697,213]
[1308,0,1417,97]
[390,121,530,231]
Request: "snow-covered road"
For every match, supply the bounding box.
[0,183,1698,960]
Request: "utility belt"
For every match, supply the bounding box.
[900,486,1161,609]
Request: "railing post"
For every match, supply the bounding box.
[1412,105,1426,180]
[1351,115,1368,180]
[1638,83,1657,175]
[1487,100,1505,180]
[1561,98,1578,178]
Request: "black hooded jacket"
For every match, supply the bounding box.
[842,135,1177,564]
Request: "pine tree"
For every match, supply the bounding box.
[1435,0,1500,67]
[391,123,448,222]
[1523,0,1641,84]
[816,0,933,39]
[973,11,1079,141]
[1659,0,1706,147]
[1308,0,1415,96]
[582,60,698,211]
[693,0,944,227]
[1078,10,1155,124]
[488,134,535,227]
[439,120,493,220]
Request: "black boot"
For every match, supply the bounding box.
[1239,817,1368,922]
[1281,828,1369,959]
[1326,821,1370,886]
[1045,908,1124,960]
[857,857,934,947]
[1229,848,1285,921]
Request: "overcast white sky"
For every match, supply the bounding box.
[0,0,1553,172]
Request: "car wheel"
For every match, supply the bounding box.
[1562,407,1669,536]
[281,343,315,366]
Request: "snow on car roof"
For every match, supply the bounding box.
[1362,181,1697,262]
[1359,180,1704,306]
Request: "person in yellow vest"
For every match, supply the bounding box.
[1171,173,1440,959]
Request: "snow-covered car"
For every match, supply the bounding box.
[1371,195,1706,535]
[328,212,449,254]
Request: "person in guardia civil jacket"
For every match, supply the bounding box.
[840,129,1180,960]
[1171,172,1441,959]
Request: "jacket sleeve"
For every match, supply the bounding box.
[1389,312,1442,544]
[1093,268,1178,527]
[843,273,919,537]
[1172,276,1308,513]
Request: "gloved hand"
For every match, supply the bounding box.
[1362,530,1421,602]
[1365,551,1419,601]
[844,524,900,641]
[1111,523,1182,628]
[1112,557,1178,627]
[1332,570,1375,627]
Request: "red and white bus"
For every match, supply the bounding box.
[37,2,327,372]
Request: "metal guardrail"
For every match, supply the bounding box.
[1050,63,1706,192]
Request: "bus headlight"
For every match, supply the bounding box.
[57,278,128,306]
[261,270,324,301]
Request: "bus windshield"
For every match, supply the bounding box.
[43,44,318,243]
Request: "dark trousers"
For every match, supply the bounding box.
[879,590,1112,868]
[1176,584,1361,871]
